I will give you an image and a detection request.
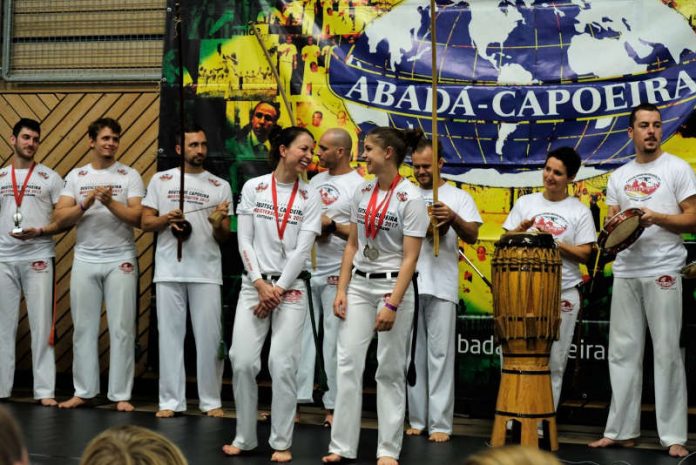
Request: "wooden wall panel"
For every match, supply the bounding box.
[0,90,159,378]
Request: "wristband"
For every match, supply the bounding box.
[384,301,398,312]
[79,200,87,212]
[37,227,44,237]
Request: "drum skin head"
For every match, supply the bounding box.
[598,208,644,255]
[497,232,556,249]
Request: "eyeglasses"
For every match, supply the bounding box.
[254,112,275,122]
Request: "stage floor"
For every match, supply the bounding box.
[5,400,693,465]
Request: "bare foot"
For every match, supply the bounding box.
[322,453,343,463]
[116,401,135,412]
[668,444,689,458]
[405,428,422,436]
[205,407,224,417]
[588,437,636,448]
[323,413,333,428]
[377,456,398,465]
[40,398,58,407]
[156,409,176,418]
[428,432,450,443]
[58,396,88,409]
[259,410,270,422]
[222,444,242,456]
[271,450,292,462]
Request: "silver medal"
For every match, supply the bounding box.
[12,211,23,227]
[12,211,23,234]
[364,244,379,261]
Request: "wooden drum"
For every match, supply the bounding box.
[490,232,562,451]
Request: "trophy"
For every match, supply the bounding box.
[12,211,24,235]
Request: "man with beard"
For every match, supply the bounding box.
[406,139,481,442]
[0,118,63,407]
[589,103,696,458]
[296,128,363,426]
[141,123,232,418]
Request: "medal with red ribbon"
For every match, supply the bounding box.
[271,174,299,258]
[363,174,401,260]
[11,162,36,232]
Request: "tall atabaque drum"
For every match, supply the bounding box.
[489,232,562,450]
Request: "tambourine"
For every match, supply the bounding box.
[681,261,696,279]
[597,208,644,255]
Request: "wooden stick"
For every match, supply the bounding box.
[175,2,186,262]
[249,23,295,123]
[429,0,439,257]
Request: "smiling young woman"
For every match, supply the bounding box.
[323,127,429,465]
[224,126,322,463]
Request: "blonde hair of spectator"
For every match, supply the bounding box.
[464,445,562,465]
[79,425,189,465]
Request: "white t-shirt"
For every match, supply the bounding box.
[417,182,482,303]
[237,173,322,275]
[351,178,428,273]
[61,162,144,262]
[308,169,364,278]
[606,152,696,277]
[142,168,233,284]
[503,192,596,290]
[0,163,63,261]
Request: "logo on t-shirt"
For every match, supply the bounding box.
[78,170,88,177]
[120,262,135,273]
[533,213,568,236]
[31,261,48,272]
[655,275,676,289]
[361,184,373,193]
[624,174,661,200]
[208,177,221,187]
[160,174,173,181]
[256,182,269,192]
[396,191,408,202]
[0,171,6,178]
[319,184,339,205]
[561,300,574,313]
[117,168,128,176]
[38,171,49,179]
[299,189,308,200]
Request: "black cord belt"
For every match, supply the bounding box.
[353,269,399,279]
[243,270,281,281]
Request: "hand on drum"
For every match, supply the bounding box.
[637,207,663,227]
[514,217,536,232]
[374,306,396,332]
[166,208,185,230]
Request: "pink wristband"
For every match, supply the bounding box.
[384,301,398,312]
[79,201,87,211]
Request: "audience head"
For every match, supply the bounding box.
[79,425,188,465]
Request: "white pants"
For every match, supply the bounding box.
[70,258,137,401]
[296,274,339,408]
[0,259,55,399]
[604,276,687,447]
[406,294,455,434]
[550,287,581,409]
[156,282,224,413]
[229,276,307,451]
[329,274,415,460]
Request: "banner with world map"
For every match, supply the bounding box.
[158,0,696,412]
